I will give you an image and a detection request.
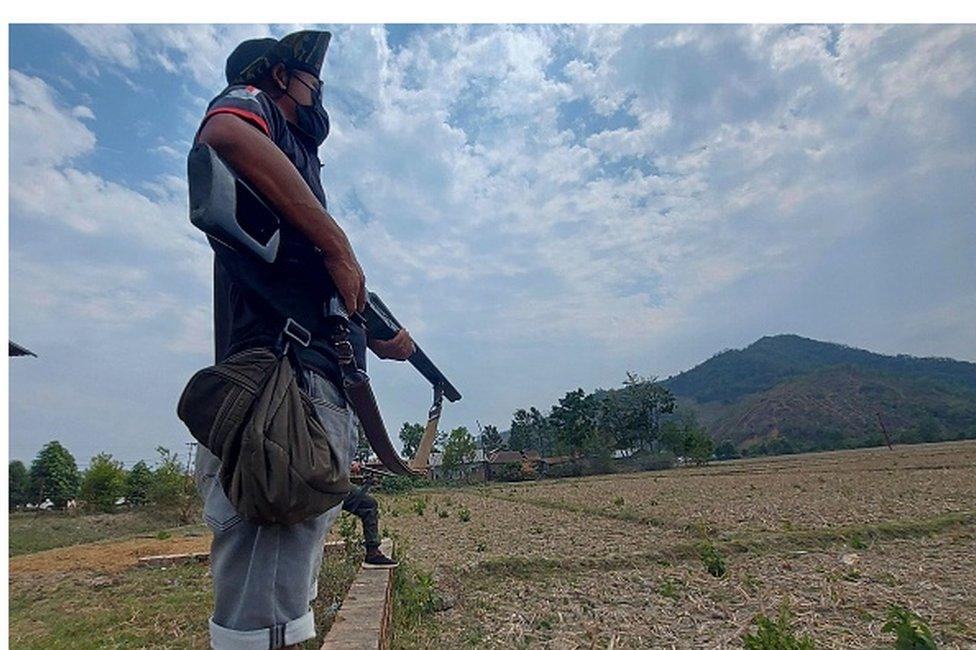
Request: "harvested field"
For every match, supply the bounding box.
[383,441,976,648]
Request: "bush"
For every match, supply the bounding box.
[80,453,127,512]
[377,474,430,494]
[491,462,526,482]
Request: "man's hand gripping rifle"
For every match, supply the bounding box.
[187,142,460,475]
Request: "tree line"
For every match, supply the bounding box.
[9,440,197,519]
[397,373,719,471]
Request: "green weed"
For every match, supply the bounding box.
[882,605,937,649]
[742,603,815,649]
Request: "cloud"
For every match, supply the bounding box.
[9,24,975,464]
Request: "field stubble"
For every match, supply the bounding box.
[384,441,976,648]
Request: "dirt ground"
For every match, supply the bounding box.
[9,532,212,574]
[383,441,976,648]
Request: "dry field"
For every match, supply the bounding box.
[383,441,976,649]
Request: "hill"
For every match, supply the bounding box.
[663,335,976,453]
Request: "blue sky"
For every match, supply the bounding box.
[8,24,976,468]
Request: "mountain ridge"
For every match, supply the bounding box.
[662,334,976,452]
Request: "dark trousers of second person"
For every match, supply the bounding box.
[342,487,381,552]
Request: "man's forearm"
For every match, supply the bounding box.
[197,114,354,261]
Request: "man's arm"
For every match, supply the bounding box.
[197,113,366,313]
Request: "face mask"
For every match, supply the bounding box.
[285,74,330,147]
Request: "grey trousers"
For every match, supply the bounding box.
[194,369,358,650]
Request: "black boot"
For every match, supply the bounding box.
[362,548,398,569]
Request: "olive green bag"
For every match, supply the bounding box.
[177,321,352,525]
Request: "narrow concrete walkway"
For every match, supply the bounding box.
[321,538,396,650]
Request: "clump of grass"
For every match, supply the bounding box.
[658,579,680,600]
[699,541,727,578]
[457,506,471,522]
[742,603,814,650]
[337,512,359,548]
[155,530,171,540]
[412,497,427,516]
[437,508,449,519]
[882,605,937,649]
[393,560,439,629]
[612,496,625,507]
[849,533,868,550]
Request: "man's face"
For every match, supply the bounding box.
[286,69,323,107]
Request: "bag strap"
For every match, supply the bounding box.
[276,317,312,392]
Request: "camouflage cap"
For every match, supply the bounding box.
[227,30,332,85]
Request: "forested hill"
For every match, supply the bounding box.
[664,335,976,405]
[663,335,976,452]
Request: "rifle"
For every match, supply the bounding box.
[187,142,460,475]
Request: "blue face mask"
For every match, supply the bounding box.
[285,74,330,147]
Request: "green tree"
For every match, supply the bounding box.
[611,373,676,453]
[480,424,505,453]
[149,447,198,523]
[398,422,426,459]
[549,389,601,455]
[80,453,127,512]
[9,460,30,508]
[28,441,81,508]
[509,407,552,454]
[684,426,715,466]
[441,427,477,472]
[125,460,154,506]
[714,440,739,460]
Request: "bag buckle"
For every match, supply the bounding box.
[283,318,311,348]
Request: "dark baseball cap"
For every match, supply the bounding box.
[225,30,332,85]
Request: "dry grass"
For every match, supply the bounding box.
[383,441,976,648]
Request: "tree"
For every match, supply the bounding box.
[549,389,601,455]
[398,422,426,459]
[28,441,81,508]
[480,424,505,453]
[509,407,552,454]
[80,453,127,512]
[441,426,477,472]
[9,460,30,508]
[125,460,154,506]
[611,373,676,453]
[684,427,715,466]
[714,440,739,460]
[149,447,198,523]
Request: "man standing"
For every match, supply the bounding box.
[192,30,413,650]
[344,461,398,568]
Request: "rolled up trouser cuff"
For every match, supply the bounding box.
[209,609,315,649]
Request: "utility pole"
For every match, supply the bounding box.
[185,441,198,474]
[876,412,894,450]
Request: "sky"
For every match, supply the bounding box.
[8,23,976,468]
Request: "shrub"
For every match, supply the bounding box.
[742,603,814,649]
[457,506,471,522]
[699,541,727,578]
[882,605,937,650]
